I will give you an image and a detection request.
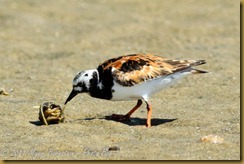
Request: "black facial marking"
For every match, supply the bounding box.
[92,71,98,79]
[89,71,98,86]
[74,81,88,92]
[89,67,113,100]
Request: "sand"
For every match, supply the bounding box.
[0,0,240,160]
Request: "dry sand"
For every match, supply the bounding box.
[0,0,240,160]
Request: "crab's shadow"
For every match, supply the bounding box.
[29,121,43,126]
[102,115,177,126]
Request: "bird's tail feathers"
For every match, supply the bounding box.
[191,68,208,74]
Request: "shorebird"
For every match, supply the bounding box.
[64,53,207,127]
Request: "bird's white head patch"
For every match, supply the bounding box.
[73,69,98,92]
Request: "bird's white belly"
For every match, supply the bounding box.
[111,72,189,101]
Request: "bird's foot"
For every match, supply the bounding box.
[111,114,130,121]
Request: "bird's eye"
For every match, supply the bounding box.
[84,73,88,76]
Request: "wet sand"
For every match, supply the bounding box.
[0,0,240,160]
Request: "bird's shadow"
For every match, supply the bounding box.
[29,116,177,127]
[102,115,177,127]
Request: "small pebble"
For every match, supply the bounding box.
[0,88,9,96]
[108,146,120,151]
[200,134,224,144]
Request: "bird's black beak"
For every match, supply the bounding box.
[64,90,78,105]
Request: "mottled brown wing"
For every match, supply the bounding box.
[98,54,206,86]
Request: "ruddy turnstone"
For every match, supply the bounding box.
[64,54,207,127]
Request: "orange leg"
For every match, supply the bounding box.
[145,101,152,127]
[111,99,143,121]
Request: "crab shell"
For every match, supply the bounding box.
[38,102,65,125]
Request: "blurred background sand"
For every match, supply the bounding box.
[0,0,240,160]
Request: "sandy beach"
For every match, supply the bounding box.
[0,0,240,160]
